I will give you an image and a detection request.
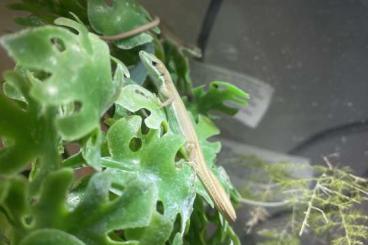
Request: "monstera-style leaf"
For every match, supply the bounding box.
[88,0,159,49]
[191,81,249,116]
[0,18,113,140]
[105,116,196,236]
[109,79,239,240]
[1,1,248,244]
[0,70,59,176]
[115,84,166,129]
[1,168,159,244]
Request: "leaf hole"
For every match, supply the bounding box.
[74,166,95,180]
[109,181,126,201]
[73,101,83,113]
[211,83,227,92]
[50,37,66,52]
[108,230,125,242]
[175,150,185,162]
[23,215,33,226]
[156,200,165,215]
[167,214,182,242]
[61,101,83,117]
[31,69,52,82]
[129,137,142,152]
[63,142,81,159]
[104,0,113,6]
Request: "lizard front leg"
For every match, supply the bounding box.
[184,141,199,171]
[159,96,174,107]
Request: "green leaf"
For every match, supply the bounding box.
[14,15,45,27]
[172,233,183,245]
[81,129,104,170]
[87,0,159,49]
[113,81,237,229]
[0,176,28,243]
[2,78,26,103]
[0,70,59,176]
[191,81,249,116]
[115,84,166,129]
[105,116,196,234]
[9,0,88,25]
[184,198,240,245]
[29,169,158,245]
[163,40,193,97]
[125,212,173,245]
[0,19,114,140]
[20,229,85,245]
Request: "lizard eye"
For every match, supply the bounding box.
[151,60,158,66]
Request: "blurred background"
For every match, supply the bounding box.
[1,0,368,244]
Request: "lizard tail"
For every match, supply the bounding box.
[193,161,237,222]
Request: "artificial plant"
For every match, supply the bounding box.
[1,1,368,245]
[0,0,248,244]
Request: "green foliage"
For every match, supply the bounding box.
[191,81,249,117]
[88,0,159,49]
[0,0,247,244]
[8,0,88,26]
[0,70,59,184]
[1,18,115,140]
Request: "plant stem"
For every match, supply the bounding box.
[339,207,351,245]
[299,177,323,236]
[100,17,160,41]
[239,197,290,207]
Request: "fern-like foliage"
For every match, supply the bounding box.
[236,157,368,244]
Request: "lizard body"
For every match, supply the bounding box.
[139,51,236,222]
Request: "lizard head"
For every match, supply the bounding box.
[139,51,165,88]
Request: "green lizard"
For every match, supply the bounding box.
[139,51,236,222]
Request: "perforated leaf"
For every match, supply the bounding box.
[115,84,166,129]
[0,70,59,176]
[125,212,173,245]
[0,18,113,140]
[191,81,249,116]
[8,168,157,245]
[105,116,196,234]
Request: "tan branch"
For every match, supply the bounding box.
[100,16,160,41]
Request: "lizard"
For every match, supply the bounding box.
[139,51,236,222]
